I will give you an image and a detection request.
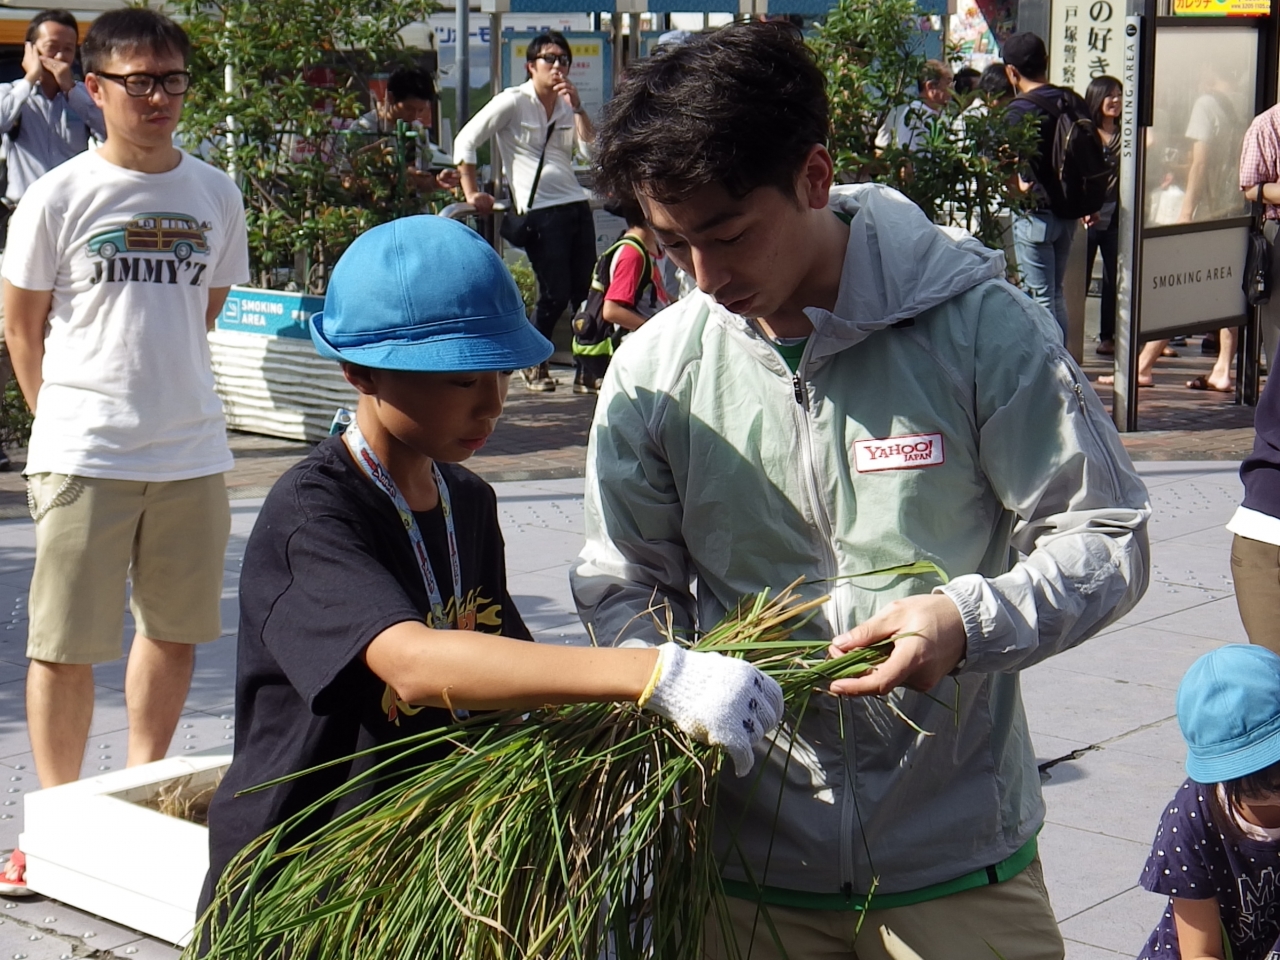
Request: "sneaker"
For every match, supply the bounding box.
[0,849,31,897]
[521,365,554,393]
[573,380,597,395]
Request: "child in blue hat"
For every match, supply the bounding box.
[1139,644,1280,959]
[197,216,784,911]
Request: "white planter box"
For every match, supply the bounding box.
[21,752,231,946]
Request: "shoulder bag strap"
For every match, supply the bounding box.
[524,122,554,212]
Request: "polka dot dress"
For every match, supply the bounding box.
[1138,780,1280,959]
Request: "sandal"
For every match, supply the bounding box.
[1186,375,1233,393]
[0,850,31,897]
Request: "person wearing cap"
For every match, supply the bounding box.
[196,214,786,914]
[1138,644,1280,959]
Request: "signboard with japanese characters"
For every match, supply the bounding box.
[1049,0,1123,94]
[1172,0,1268,14]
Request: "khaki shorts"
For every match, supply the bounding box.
[705,857,1064,960]
[26,472,231,664]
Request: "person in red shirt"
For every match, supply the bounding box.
[572,198,671,393]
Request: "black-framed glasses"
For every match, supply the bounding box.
[94,70,191,97]
[533,54,571,69]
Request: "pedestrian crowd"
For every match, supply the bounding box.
[0,7,1279,960]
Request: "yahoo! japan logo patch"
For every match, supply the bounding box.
[853,433,946,473]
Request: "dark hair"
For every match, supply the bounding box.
[26,9,77,46]
[81,8,190,75]
[1208,759,1280,843]
[953,66,981,96]
[1002,32,1048,81]
[978,61,1013,101]
[387,66,434,104]
[594,20,828,205]
[604,196,646,228]
[526,30,571,65]
[1084,74,1122,127]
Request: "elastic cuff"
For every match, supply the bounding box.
[936,580,981,673]
[636,643,668,707]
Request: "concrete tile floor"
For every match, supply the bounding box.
[0,465,1252,958]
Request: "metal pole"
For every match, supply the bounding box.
[457,0,471,126]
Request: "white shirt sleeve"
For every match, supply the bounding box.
[453,91,517,166]
[1,179,57,290]
[210,178,251,288]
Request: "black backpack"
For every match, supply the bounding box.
[571,236,652,347]
[1016,87,1109,220]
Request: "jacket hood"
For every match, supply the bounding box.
[805,184,1006,361]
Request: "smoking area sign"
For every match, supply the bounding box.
[216,287,325,340]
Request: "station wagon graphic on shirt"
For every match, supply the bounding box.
[88,212,211,261]
[86,213,213,287]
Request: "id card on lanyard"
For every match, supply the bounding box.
[343,419,464,629]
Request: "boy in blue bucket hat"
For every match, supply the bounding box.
[197,215,784,913]
[1137,644,1280,959]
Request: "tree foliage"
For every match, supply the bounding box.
[172,0,441,292]
[810,0,1040,251]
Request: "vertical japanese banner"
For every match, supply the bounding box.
[1049,0,1123,94]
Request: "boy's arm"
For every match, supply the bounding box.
[3,280,50,411]
[1170,897,1224,960]
[364,620,783,776]
[364,621,655,710]
[602,299,647,331]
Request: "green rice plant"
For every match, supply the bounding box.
[193,570,943,959]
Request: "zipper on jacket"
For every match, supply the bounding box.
[789,345,860,896]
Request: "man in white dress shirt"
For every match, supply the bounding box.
[453,31,595,392]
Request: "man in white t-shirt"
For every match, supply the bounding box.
[0,8,249,896]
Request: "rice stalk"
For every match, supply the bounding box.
[193,570,944,960]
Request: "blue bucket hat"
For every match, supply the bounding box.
[311,215,553,372]
[1177,644,1280,783]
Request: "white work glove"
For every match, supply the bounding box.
[636,642,785,777]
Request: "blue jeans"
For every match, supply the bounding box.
[1013,209,1075,342]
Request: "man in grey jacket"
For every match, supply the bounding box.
[572,21,1150,960]
[0,9,105,471]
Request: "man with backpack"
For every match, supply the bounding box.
[0,9,105,472]
[1004,32,1107,342]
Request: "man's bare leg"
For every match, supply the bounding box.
[124,633,195,766]
[26,660,94,787]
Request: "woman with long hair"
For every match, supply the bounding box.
[1084,75,1122,356]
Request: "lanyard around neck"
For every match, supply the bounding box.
[343,420,463,629]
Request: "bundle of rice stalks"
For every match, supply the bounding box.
[194,570,940,960]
